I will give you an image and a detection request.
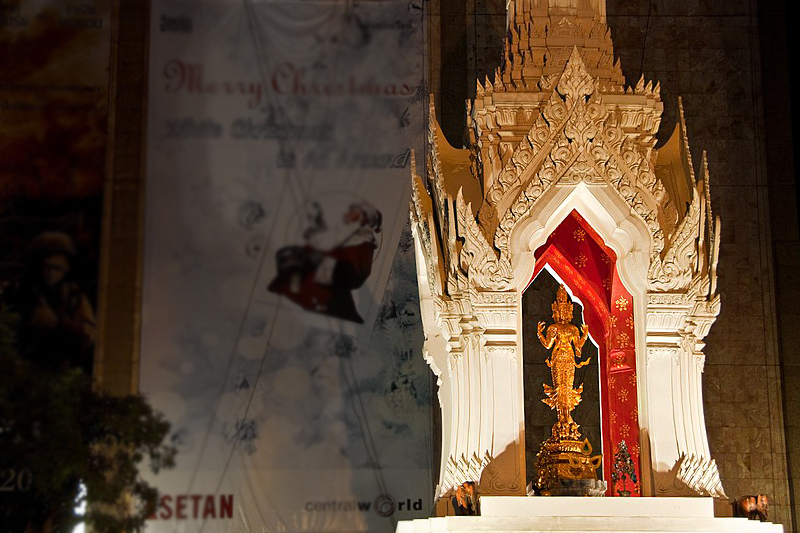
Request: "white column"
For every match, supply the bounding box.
[645,293,724,498]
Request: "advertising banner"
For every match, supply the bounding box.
[141,2,432,531]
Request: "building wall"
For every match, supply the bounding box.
[427,0,798,527]
[758,1,800,531]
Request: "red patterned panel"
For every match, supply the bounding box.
[606,274,641,495]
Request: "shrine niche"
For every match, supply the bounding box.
[527,211,642,496]
[523,268,602,490]
[408,0,726,510]
[531,283,605,496]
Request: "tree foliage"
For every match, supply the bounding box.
[0,304,176,532]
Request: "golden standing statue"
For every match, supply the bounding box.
[532,285,603,494]
[537,285,591,441]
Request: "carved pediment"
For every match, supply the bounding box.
[482,50,666,264]
[413,37,720,296]
[414,45,717,301]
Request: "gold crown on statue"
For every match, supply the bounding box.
[551,285,574,323]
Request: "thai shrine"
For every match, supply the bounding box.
[403,0,782,530]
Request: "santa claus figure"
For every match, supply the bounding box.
[268,201,382,323]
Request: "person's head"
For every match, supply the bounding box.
[25,231,76,287]
[41,253,70,287]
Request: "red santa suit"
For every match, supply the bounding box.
[268,223,377,324]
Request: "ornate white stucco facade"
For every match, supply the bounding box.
[410,0,725,503]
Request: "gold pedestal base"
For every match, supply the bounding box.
[533,437,603,496]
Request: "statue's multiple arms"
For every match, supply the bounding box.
[573,323,589,352]
[538,321,555,366]
[573,324,591,367]
[537,321,555,349]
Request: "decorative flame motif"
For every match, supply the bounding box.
[616,332,630,348]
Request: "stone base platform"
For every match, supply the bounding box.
[396,497,783,533]
[544,478,607,496]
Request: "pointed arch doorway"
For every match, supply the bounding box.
[522,210,642,496]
